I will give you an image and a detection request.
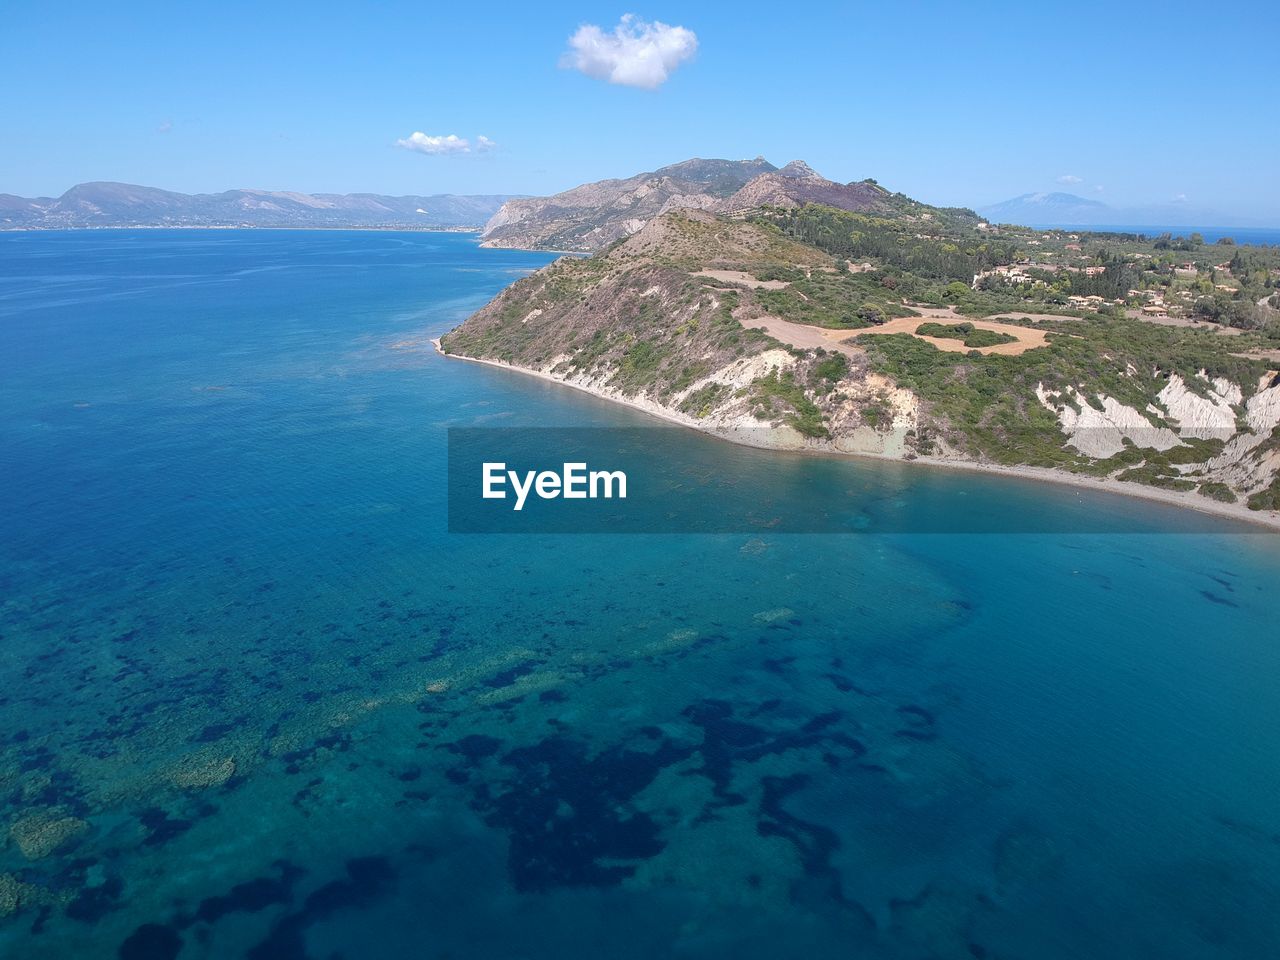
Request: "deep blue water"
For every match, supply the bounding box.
[1,230,1278,959]
[1027,224,1280,245]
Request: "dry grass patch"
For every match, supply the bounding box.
[854,314,1048,356]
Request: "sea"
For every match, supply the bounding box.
[1029,224,1280,245]
[1,230,1277,960]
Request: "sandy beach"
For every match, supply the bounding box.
[433,340,1280,533]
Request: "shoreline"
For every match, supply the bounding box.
[0,225,485,234]
[433,340,1280,533]
[479,240,590,257]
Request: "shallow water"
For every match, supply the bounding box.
[1,230,1277,959]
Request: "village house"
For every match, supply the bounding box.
[971,262,1058,289]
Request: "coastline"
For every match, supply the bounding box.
[433,340,1280,533]
[0,225,485,234]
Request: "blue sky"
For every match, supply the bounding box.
[3,1,1277,220]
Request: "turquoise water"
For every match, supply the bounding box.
[1,230,1277,959]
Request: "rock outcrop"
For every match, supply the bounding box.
[9,811,88,860]
[713,161,889,217]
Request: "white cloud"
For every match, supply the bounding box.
[561,14,697,89]
[1056,174,1083,185]
[1173,192,1188,202]
[395,132,496,156]
[157,120,173,134]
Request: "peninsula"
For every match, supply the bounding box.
[440,157,1280,526]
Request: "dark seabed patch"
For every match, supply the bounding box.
[192,860,304,925]
[472,733,692,891]
[118,922,182,960]
[247,857,395,960]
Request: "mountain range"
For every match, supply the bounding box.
[480,158,898,252]
[0,182,518,230]
[5,177,1263,237]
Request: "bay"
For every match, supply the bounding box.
[0,230,1276,959]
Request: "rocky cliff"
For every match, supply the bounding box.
[713,160,890,217]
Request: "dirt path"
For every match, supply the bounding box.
[693,269,790,290]
[989,311,1082,324]
[739,314,866,357]
[1122,308,1245,334]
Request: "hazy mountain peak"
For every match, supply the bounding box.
[978,191,1112,225]
[1017,191,1107,208]
[977,190,1254,228]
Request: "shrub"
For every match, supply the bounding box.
[1198,482,1237,503]
[915,322,1017,348]
[750,370,828,438]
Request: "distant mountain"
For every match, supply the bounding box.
[0,182,520,229]
[978,191,1264,230]
[977,192,1112,226]
[480,157,900,252]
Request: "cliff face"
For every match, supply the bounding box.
[713,161,891,217]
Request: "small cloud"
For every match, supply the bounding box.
[561,14,697,89]
[157,120,173,134]
[395,132,496,156]
[1172,192,1188,202]
[1093,185,1105,194]
[1056,174,1083,185]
